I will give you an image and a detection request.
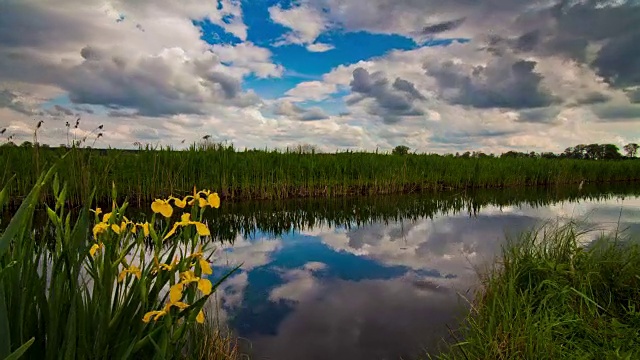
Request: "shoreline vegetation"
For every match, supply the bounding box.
[437,222,640,360]
[0,162,242,359]
[2,141,640,206]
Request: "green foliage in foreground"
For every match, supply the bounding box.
[439,223,640,360]
[3,145,640,205]
[0,161,239,359]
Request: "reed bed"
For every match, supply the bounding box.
[436,222,640,360]
[3,145,640,206]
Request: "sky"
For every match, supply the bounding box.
[1,0,640,153]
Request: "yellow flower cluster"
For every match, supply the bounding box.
[152,188,220,219]
[143,247,214,324]
[89,208,151,257]
[89,188,220,326]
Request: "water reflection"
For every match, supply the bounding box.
[203,185,640,360]
[5,184,640,359]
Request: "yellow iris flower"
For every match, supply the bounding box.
[102,212,112,223]
[168,270,213,304]
[152,255,179,273]
[92,222,109,239]
[89,242,104,257]
[142,301,190,323]
[132,222,150,237]
[196,310,205,324]
[189,245,213,275]
[151,199,173,218]
[169,196,187,208]
[163,213,211,240]
[117,265,142,282]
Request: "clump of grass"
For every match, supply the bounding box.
[185,313,244,360]
[438,222,640,360]
[0,159,241,359]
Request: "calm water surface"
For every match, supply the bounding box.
[205,185,640,360]
[5,185,640,359]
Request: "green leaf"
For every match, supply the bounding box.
[2,338,34,360]
[0,160,61,257]
[0,284,11,359]
[0,175,16,212]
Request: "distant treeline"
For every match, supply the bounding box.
[2,142,640,205]
[497,143,639,160]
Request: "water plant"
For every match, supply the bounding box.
[437,222,640,359]
[0,160,239,359]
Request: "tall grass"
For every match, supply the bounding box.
[3,145,640,206]
[438,222,640,359]
[0,161,241,359]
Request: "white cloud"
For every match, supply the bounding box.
[210,42,284,78]
[284,81,339,102]
[306,42,335,52]
[268,3,333,51]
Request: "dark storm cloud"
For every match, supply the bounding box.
[517,107,562,124]
[574,92,612,105]
[591,104,640,121]
[592,31,640,88]
[426,57,558,109]
[349,68,426,124]
[420,17,466,36]
[498,1,640,92]
[514,30,541,52]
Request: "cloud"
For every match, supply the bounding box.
[284,81,339,102]
[629,89,640,103]
[591,103,640,121]
[305,42,335,52]
[0,0,273,118]
[348,67,426,123]
[0,89,39,115]
[59,48,260,117]
[425,57,558,109]
[269,3,333,52]
[209,42,284,78]
[418,17,467,36]
[253,276,461,360]
[213,235,282,271]
[273,101,330,121]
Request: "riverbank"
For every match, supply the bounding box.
[3,145,640,206]
[438,223,640,359]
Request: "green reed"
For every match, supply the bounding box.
[3,145,640,206]
[437,222,640,360]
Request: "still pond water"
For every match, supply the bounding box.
[7,184,640,359]
[204,184,640,360]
